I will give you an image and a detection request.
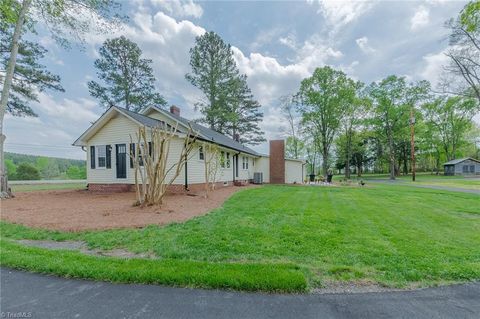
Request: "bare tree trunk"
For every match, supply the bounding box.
[0,0,32,198]
[388,133,396,180]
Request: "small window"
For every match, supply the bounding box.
[470,165,475,173]
[97,145,106,168]
[220,151,225,168]
[463,165,469,173]
[242,156,249,170]
[199,146,204,161]
[226,152,231,168]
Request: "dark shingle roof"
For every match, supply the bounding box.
[118,107,185,132]
[444,157,480,165]
[153,107,259,156]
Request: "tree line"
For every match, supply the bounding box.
[5,152,86,180]
[282,2,480,180]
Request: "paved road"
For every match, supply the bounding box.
[1,268,479,319]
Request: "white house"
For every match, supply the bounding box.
[73,105,305,192]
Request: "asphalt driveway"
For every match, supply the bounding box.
[1,268,479,319]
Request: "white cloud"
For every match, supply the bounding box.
[411,6,430,31]
[310,0,376,27]
[355,36,376,54]
[279,34,297,50]
[4,93,99,159]
[144,0,203,18]
[419,49,449,85]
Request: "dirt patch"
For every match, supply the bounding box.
[15,239,153,259]
[1,186,253,232]
[312,280,411,294]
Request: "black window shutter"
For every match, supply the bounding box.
[130,143,135,168]
[106,145,111,169]
[90,146,95,169]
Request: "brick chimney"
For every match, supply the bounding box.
[170,105,180,116]
[269,140,285,184]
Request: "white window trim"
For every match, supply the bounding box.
[226,152,231,169]
[96,145,107,169]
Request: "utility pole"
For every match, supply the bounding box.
[410,106,416,182]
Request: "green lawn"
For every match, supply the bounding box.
[1,184,479,291]
[10,183,86,192]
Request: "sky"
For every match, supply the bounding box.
[4,0,472,160]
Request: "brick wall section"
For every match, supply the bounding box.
[269,140,285,184]
[87,181,238,194]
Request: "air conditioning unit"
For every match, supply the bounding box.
[253,172,263,184]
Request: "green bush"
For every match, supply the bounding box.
[16,163,41,180]
[5,159,17,180]
[66,166,86,179]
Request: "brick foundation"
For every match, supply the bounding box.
[269,140,285,184]
[87,181,237,194]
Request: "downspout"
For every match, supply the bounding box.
[233,151,240,182]
[184,153,188,191]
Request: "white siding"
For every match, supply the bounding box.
[285,160,304,184]
[86,114,185,185]
[254,157,270,183]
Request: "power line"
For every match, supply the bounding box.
[5,143,78,149]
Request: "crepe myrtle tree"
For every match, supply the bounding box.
[0,0,123,198]
[202,142,220,198]
[130,124,198,207]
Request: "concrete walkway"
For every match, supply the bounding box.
[1,268,479,319]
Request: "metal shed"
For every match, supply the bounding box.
[443,157,480,176]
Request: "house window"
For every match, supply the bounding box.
[470,165,475,173]
[463,165,469,173]
[97,145,106,168]
[226,152,231,168]
[199,146,204,161]
[242,156,249,170]
[220,151,225,168]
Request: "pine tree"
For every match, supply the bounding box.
[186,31,239,131]
[186,31,264,145]
[88,36,166,112]
[226,75,265,145]
[1,15,64,117]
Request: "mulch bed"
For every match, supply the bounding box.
[1,186,252,232]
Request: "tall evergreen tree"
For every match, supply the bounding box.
[225,75,265,145]
[1,21,64,117]
[88,36,166,112]
[186,31,238,131]
[186,31,264,145]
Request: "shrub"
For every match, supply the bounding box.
[16,163,41,180]
[66,166,86,179]
[5,159,17,180]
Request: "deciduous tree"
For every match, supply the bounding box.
[297,66,356,175]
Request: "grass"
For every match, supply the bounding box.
[2,183,479,291]
[0,239,306,292]
[10,183,86,192]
